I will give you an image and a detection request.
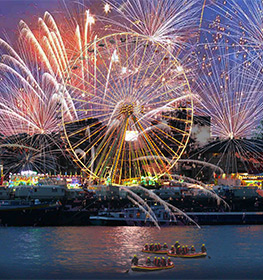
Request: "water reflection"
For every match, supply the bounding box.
[0,226,263,278]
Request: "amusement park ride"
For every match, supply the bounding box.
[61,32,194,186]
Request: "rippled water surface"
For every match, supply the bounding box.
[0,225,263,279]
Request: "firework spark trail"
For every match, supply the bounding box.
[192,7,263,173]
[0,135,62,174]
[133,155,229,207]
[171,179,230,209]
[201,0,263,53]
[0,61,70,136]
[178,159,224,174]
[194,37,263,138]
[133,94,192,129]
[0,0,196,134]
[0,8,92,138]
[106,0,201,47]
[0,25,79,173]
[132,185,200,228]
[127,196,160,229]
[118,185,159,222]
[197,1,263,135]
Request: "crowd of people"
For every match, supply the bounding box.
[131,241,207,267]
[143,241,207,255]
[143,242,168,251]
[131,255,173,267]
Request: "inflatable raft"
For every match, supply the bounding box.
[131,263,174,272]
[167,251,207,258]
[142,249,168,254]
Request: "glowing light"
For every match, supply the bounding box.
[121,67,127,74]
[86,10,95,25]
[125,131,138,142]
[104,3,111,14]
[111,50,119,62]
[177,66,183,72]
[21,170,37,177]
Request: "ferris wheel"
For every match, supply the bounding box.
[61,32,193,185]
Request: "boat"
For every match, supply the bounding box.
[0,199,61,211]
[167,251,207,258]
[0,199,62,226]
[142,249,168,254]
[89,206,177,226]
[131,263,174,272]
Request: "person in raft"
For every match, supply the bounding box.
[149,243,154,251]
[144,243,149,250]
[201,244,207,253]
[175,241,180,248]
[163,243,168,249]
[191,245,196,252]
[171,245,175,253]
[176,245,182,255]
[146,257,151,265]
[157,257,161,266]
[185,245,189,254]
[153,257,157,266]
[131,255,139,265]
[167,257,172,266]
[161,257,166,267]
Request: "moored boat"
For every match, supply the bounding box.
[90,206,177,226]
[167,251,207,258]
[0,199,61,211]
[131,263,174,272]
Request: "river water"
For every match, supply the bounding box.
[0,225,262,279]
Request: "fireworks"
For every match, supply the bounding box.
[107,0,202,47]
[1,0,263,178]
[192,0,263,174]
[0,134,60,174]
[195,43,263,140]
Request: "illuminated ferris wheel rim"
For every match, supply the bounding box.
[61,31,194,183]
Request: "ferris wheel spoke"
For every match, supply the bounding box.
[133,44,161,97]
[140,117,187,147]
[66,70,119,105]
[131,42,156,98]
[71,125,107,151]
[66,118,109,139]
[111,118,129,182]
[140,62,179,102]
[139,119,181,158]
[142,85,189,107]
[78,129,110,163]
[88,127,119,172]
[95,121,127,177]
[63,112,111,125]
[134,118,170,173]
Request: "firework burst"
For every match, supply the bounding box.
[192,31,263,173]
[105,0,202,47]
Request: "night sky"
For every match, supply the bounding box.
[0,0,61,40]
